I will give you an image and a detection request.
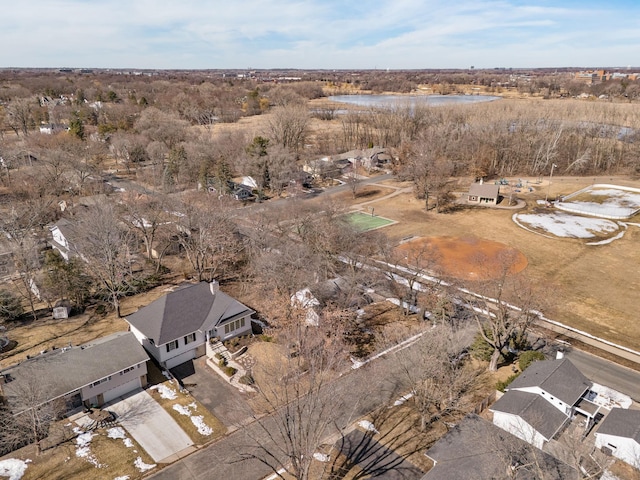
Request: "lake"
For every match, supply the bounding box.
[328,94,501,108]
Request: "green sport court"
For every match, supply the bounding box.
[345,211,394,232]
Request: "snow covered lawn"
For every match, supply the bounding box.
[514,212,620,238]
[556,185,640,219]
[0,459,30,480]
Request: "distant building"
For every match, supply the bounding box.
[466,183,500,205]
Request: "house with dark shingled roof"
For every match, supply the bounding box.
[595,407,640,468]
[125,281,254,369]
[490,358,598,449]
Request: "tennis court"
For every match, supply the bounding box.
[345,211,395,232]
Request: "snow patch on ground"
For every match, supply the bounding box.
[172,403,213,435]
[149,384,177,400]
[0,459,31,480]
[590,383,632,409]
[107,427,134,448]
[107,427,127,439]
[114,476,130,480]
[74,431,105,468]
[357,420,379,434]
[191,416,213,436]
[514,212,619,238]
[134,457,156,472]
[393,393,414,406]
[313,453,330,462]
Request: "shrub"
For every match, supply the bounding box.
[239,374,254,385]
[496,373,520,392]
[260,334,274,343]
[218,358,227,367]
[223,366,237,377]
[470,332,494,362]
[518,350,545,371]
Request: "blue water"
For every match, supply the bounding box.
[328,94,501,108]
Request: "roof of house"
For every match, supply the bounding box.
[507,358,591,406]
[468,183,500,198]
[126,282,254,345]
[0,332,148,409]
[423,414,578,480]
[491,390,569,440]
[596,408,640,443]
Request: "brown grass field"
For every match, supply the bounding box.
[324,175,640,351]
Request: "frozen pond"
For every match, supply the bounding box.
[514,212,620,239]
[556,186,640,220]
[328,94,500,108]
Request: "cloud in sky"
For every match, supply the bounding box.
[1,0,639,69]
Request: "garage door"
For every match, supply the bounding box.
[103,377,142,403]
[165,350,196,369]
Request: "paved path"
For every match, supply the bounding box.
[109,389,194,463]
[171,358,254,429]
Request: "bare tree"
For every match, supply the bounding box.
[0,365,64,455]
[394,323,478,431]
[464,253,544,371]
[5,97,35,137]
[238,309,353,480]
[73,203,137,317]
[176,198,245,282]
[267,104,309,152]
[1,202,50,320]
[119,192,171,265]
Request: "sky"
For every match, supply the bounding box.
[1,0,639,70]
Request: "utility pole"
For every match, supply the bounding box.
[545,163,558,203]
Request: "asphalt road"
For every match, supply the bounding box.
[564,347,640,402]
[149,337,416,480]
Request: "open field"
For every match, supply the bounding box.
[325,176,640,351]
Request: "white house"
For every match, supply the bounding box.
[0,332,149,411]
[49,218,79,261]
[126,281,254,369]
[595,408,640,468]
[490,358,595,449]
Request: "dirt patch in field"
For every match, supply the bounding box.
[395,236,528,281]
[332,185,396,204]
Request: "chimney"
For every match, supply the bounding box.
[209,280,219,296]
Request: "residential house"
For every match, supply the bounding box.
[490,358,597,449]
[49,218,79,261]
[125,281,255,369]
[595,408,640,468]
[291,277,371,326]
[467,183,500,205]
[0,332,148,411]
[423,414,578,479]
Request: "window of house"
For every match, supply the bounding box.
[89,376,111,388]
[166,340,179,352]
[223,318,247,335]
[184,332,197,345]
[119,366,135,376]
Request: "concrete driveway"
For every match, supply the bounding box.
[171,357,254,428]
[108,388,194,463]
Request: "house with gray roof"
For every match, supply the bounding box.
[0,331,148,412]
[467,183,500,205]
[126,281,255,369]
[595,408,640,468]
[491,358,597,449]
[423,414,578,479]
[49,218,79,261]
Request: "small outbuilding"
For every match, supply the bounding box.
[467,183,500,205]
